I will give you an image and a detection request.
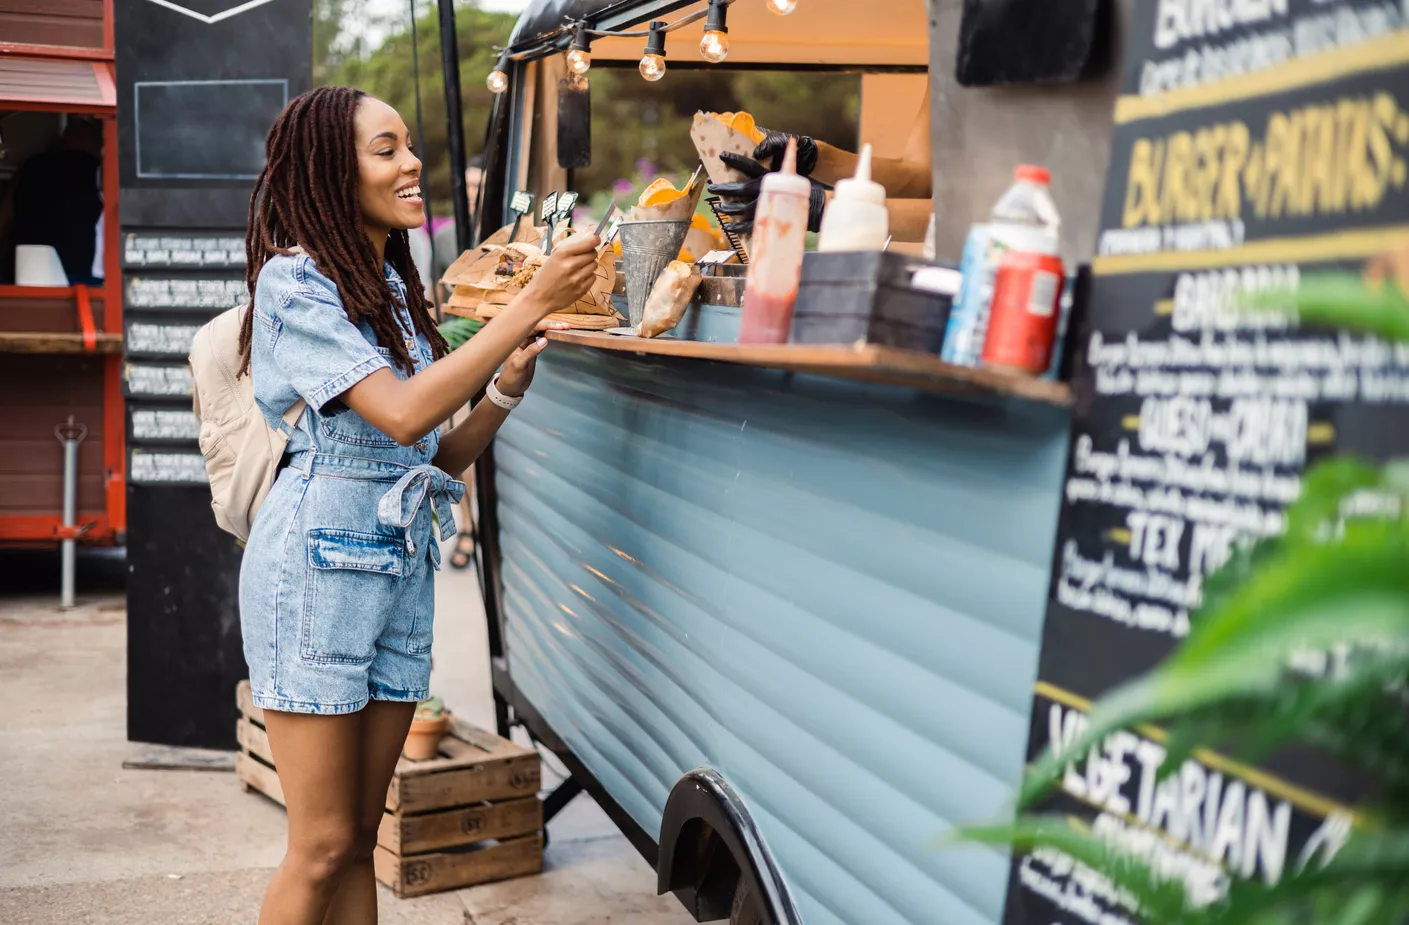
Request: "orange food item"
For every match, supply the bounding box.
[711,111,765,145]
[638,177,687,208]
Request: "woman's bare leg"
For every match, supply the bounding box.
[258,710,363,925]
[321,700,416,925]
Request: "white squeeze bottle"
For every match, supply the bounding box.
[817,143,888,252]
[740,138,812,344]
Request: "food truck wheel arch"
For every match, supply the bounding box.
[658,768,801,925]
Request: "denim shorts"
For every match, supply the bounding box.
[238,452,463,715]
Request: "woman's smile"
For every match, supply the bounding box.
[393,180,424,219]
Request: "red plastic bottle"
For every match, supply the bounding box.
[981,166,1064,374]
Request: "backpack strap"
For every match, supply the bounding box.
[268,245,307,438]
[278,399,307,437]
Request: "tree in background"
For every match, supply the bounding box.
[315,0,860,224]
[317,0,516,216]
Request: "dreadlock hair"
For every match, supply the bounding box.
[238,86,448,376]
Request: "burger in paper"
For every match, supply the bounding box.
[637,260,703,338]
[440,219,622,327]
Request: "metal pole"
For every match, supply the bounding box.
[437,0,472,254]
[56,417,87,610]
[409,0,439,322]
[435,0,508,735]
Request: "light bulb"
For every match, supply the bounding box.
[567,47,592,75]
[487,69,508,93]
[638,53,666,81]
[766,0,797,14]
[699,30,729,63]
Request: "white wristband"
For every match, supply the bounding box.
[486,374,523,411]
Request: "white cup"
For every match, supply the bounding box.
[15,245,70,287]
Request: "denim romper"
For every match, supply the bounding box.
[238,253,463,715]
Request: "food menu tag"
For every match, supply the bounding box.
[557,191,580,223]
[1003,4,1409,924]
[540,192,559,254]
[510,190,534,215]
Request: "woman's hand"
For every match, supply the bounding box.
[497,335,549,397]
[498,316,572,395]
[520,233,601,317]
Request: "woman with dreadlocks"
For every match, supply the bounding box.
[238,86,599,925]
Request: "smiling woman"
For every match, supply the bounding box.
[230,85,601,925]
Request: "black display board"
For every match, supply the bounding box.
[1004,2,1409,922]
[116,0,310,749]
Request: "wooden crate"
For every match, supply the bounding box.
[235,681,544,897]
[373,833,543,899]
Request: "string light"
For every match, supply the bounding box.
[486,53,509,93]
[699,0,729,63]
[766,0,797,14]
[492,1,741,86]
[567,29,592,75]
[638,20,667,82]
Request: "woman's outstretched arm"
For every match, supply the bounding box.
[340,234,599,446]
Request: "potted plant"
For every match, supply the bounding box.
[404,695,451,760]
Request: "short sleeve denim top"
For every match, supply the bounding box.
[249,252,440,463]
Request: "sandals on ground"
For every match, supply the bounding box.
[448,530,475,570]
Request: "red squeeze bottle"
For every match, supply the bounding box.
[739,138,811,344]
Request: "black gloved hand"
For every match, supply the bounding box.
[708,151,827,236]
[753,130,819,177]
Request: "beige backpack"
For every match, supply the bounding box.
[189,301,306,542]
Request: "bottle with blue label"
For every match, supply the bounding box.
[941,166,1061,366]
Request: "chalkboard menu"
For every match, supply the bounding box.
[115,0,310,749]
[1004,3,1409,922]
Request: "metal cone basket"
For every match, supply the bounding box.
[618,219,691,328]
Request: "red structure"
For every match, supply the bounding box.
[0,0,125,548]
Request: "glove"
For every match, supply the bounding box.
[753,130,819,177]
[708,151,828,236]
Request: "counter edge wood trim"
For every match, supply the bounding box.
[543,330,1073,407]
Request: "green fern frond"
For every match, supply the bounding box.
[956,816,1187,919]
[1022,524,1409,809]
[1153,651,1409,787]
[1245,273,1409,344]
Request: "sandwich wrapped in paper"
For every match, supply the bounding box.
[637,260,703,338]
[690,111,765,187]
[440,220,622,329]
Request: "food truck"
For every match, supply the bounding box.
[449,1,1087,922]
[0,2,125,573]
[445,0,1401,921]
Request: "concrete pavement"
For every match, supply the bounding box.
[0,544,692,925]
